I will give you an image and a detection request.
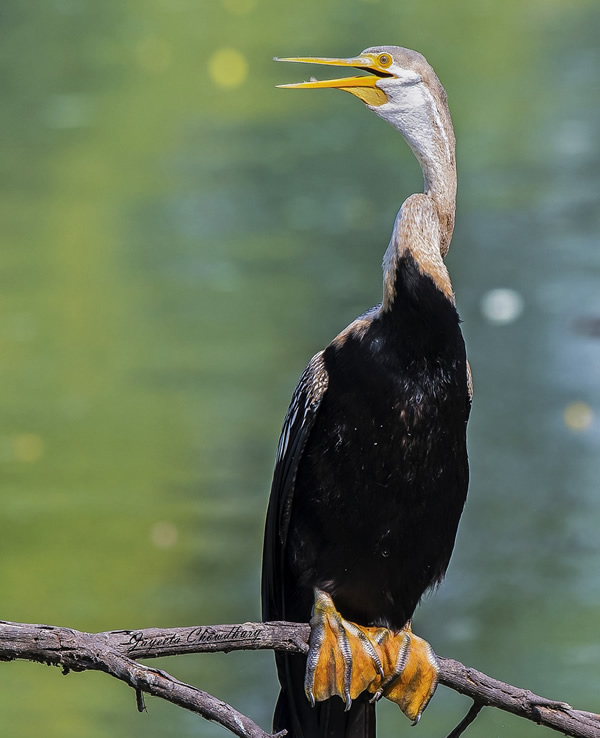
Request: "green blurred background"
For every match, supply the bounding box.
[1,0,599,736]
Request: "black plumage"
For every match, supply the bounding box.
[262,252,470,738]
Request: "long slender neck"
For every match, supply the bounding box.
[401,99,456,257]
[376,78,457,256]
[377,78,457,312]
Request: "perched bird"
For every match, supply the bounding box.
[262,46,471,738]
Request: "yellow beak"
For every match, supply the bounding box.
[274,55,389,107]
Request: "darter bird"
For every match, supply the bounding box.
[262,46,471,738]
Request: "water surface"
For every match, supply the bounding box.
[0,1,599,736]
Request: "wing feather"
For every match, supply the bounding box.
[261,351,328,620]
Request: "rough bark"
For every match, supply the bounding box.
[1,620,598,738]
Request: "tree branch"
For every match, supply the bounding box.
[1,620,598,738]
[444,700,484,738]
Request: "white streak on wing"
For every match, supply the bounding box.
[277,405,296,460]
[275,351,327,464]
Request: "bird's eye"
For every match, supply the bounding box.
[378,54,392,68]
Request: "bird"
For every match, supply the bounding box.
[261,46,471,738]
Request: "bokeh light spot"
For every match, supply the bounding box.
[209,48,248,89]
[564,402,593,432]
[13,433,44,463]
[151,521,179,549]
[480,288,524,325]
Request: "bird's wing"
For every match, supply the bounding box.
[261,350,329,620]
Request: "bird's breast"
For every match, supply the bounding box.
[286,317,469,627]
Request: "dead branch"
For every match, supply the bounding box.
[1,619,598,738]
[444,700,484,738]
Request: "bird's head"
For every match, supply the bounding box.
[276,46,454,171]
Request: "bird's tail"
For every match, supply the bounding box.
[273,653,376,738]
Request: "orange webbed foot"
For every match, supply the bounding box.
[304,589,384,710]
[369,623,439,724]
[303,591,439,723]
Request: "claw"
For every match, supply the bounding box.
[304,589,384,708]
[375,625,440,723]
[303,590,439,724]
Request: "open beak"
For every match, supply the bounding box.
[274,55,391,107]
